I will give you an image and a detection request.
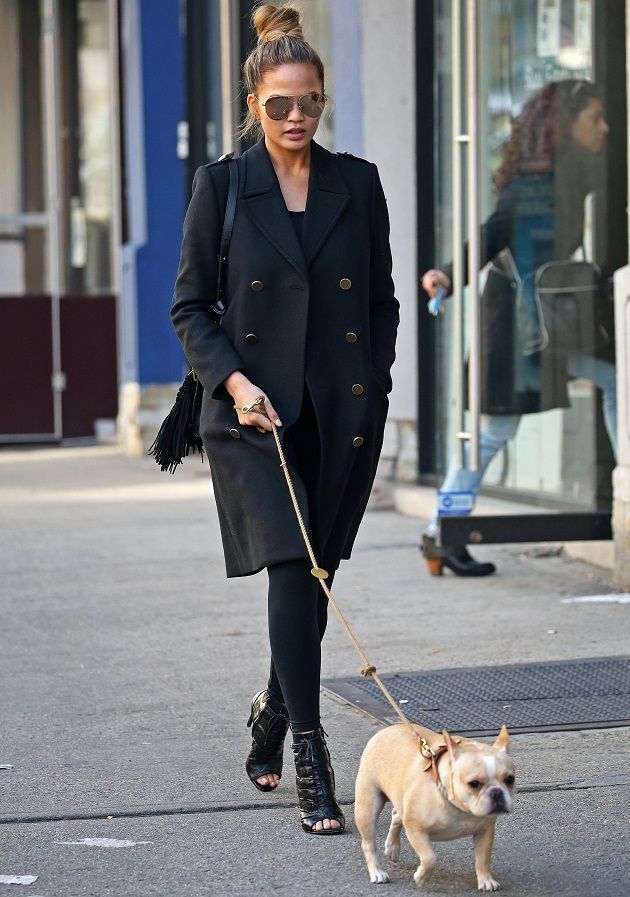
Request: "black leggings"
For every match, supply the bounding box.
[265,385,334,732]
[266,560,334,731]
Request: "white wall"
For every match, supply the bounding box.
[361,0,418,430]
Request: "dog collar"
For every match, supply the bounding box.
[420,742,448,784]
[420,739,469,813]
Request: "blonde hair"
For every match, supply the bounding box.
[240,4,325,141]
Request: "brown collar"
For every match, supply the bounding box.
[420,742,449,784]
[419,738,469,813]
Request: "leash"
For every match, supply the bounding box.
[268,419,441,771]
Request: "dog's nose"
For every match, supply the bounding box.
[488,787,508,813]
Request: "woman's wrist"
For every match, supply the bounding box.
[224,370,247,398]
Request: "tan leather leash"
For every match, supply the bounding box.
[268,418,441,771]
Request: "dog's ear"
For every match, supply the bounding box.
[493,724,510,751]
[442,729,459,763]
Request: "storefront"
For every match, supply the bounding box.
[0,0,119,441]
[417,0,626,544]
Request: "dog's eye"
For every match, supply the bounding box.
[504,775,515,787]
[468,780,482,790]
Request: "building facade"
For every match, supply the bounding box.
[2,0,629,584]
[1,0,120,441]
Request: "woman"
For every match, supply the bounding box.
[422,79,616,577]
[171,4,398,834]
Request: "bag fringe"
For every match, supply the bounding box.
[148,372,204,473]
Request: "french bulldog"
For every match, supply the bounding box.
[354,722,515,891]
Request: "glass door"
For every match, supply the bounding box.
[0,0,119,443]
[0,0,63,440]
[430,0,624,543]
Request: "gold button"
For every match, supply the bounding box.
[351,383,364,395]
[345,332,358,343]
[245,333,258,344]
[340,277,352,290]
[352,436,364,448]
[251,280,264,292]
[229,428,240,439]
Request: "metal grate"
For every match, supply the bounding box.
[321,656,630,736]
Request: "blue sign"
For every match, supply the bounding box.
[437,490,475,516]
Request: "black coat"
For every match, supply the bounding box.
[447,145,608,416]
[171,139,399,577]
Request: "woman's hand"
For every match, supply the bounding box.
[223,371,282,432]
[422,269,451,298]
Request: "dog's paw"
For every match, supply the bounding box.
[384,839,400,863]
[413,859,437,888]
[369,868,390,884]
[413,868,429,886]
[477,875,501,892]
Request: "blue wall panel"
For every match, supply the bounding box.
[136,0,187,385]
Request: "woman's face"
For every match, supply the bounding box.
[571,98,609,154]
[247,63,324,153]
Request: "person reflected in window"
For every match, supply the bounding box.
[421,79,616,577]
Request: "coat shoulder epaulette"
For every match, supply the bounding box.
[336,150,371,164]
[207,152,234,167]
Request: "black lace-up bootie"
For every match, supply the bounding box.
[292,727,345,834]
[245,690,290,792]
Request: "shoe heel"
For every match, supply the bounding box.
[426,557,444,576]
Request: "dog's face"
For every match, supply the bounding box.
[444,725,516,818]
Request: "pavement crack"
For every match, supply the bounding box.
[2,779,628,826]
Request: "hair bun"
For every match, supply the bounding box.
[253,4,304,43]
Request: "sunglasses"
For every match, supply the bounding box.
[256,92,326,121]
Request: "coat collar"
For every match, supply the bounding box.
[241,138,350,275]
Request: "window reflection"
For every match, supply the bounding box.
[433,0,621,509]
[72,0,114,293]
[0,0,46,295]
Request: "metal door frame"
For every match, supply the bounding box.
[449,0,480,472]
[0,0,63,442]
[427,0,613,547]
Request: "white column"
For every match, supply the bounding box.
[361,0,418,480]
[613,266,630,586]
[612,0,630,586]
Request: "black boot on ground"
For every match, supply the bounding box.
[421,534,497,577]
[245,690,289,792]
[292,727,345,834]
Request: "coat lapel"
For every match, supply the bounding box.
[241,140,307,276]
[302,141,350,266]
[240,139,350,273]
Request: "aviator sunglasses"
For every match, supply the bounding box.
[256,92,326,121]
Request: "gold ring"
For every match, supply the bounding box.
[241,395,266,415]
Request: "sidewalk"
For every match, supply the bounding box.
[1,446,628,897]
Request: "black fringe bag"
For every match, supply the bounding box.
[149,371,204,473]
[149,156,239,472]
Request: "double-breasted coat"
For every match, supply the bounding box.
[171,138,399,577]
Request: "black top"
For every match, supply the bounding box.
[288,210,305,241]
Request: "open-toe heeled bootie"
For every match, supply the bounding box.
[292,728,345,834]
[245,690,290,792]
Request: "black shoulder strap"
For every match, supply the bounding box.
[212,158,239,318]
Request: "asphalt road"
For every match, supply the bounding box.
[1,445,628,896]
